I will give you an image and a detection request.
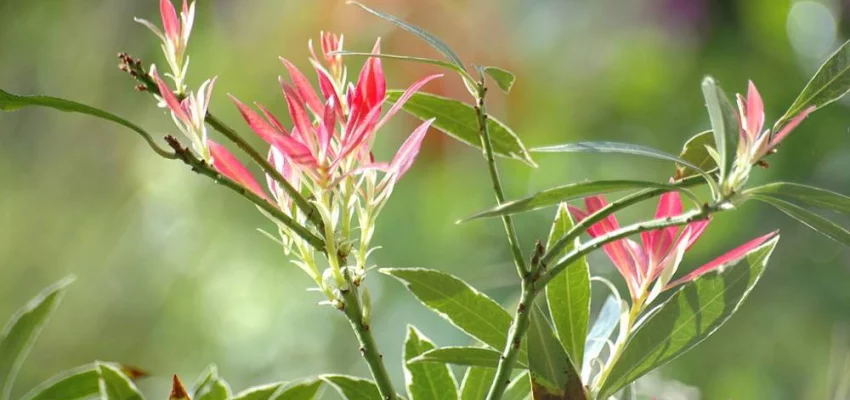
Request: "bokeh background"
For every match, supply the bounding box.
[1,0,850,398]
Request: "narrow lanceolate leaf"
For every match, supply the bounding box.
[545,204,590,368]
[348,1,466,69]
[461,180,683,221]
[96,362,143,400]
[750,194,850,247]
[321,375,381,400]
[275,379,324,400]
[0,276,74,400]
[582,296,621,382]
[385,91,535,166]
[332,52,473,82]
[0,89,174,159]
[746,182,850,214]
[460,368,496,400]
[598,237,779,397]
[503,372,532,400]
[232,382,285,400]
[481,66,516,93]
[780,38,850,125]
[526,305,586,399]
[675,130,716,180]
[404,326,459,400]
[380,268,515,352]
[20,364,99,400]
[409,347,526,369]
[700,77,738,184]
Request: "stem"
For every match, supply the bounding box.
[475,82,528,277]
[485,281,538,400]
[163,136,326,251]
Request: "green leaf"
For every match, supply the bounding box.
[385,91,535,166]
[503,372,531,400]
[321,375,381,400]
[409,347,526,369]
[545,204,590,368]
[461,180,687,221]
[700,77,738,185]
[582,296,621,379]
[780,38,850,125]
[526,305,586,399]
[380,268,516,353]
[232,382,284,400]
[20,364,99,400]
[347,1,465,70]
[404,326,459,400]
[598,236,779,397]
[746,182,850,214]
[0,276,74,400]
[332,52,474,82]
[749,194,850,246]
[96,362,143,400]
[460,368,496,400]
[275,379,324,400]
[192,365,231,400]
[482,66,516,93]
[675,130,716,180]
[0,89,174,159]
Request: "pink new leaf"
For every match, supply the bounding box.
[153,72,190,123]
[209,140,267,200]
[388,118,434,180]
[280,57,324,116]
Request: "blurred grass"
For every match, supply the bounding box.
[1,0,850,398]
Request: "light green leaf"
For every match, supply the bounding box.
[332,52,473,82]
[20,364,99,400]
[192,365,231,400]
[0,89,174,159]
[347,1,465,69]
[385,91,535,166]
[409,347,526,369]
[503,372,531,400]
[545,204,590,368]
[321,375,380,400]
[461,180,688,221]
[380,268,516,353]
[746,182,850,214]
[96,363,143,400]
[526,305,586,399]
[750,194,850,246]
[275,379,324,400]
[700,77,738,185]
[0,276,74,400]
[460,368,496,400]
[232,382,284,400]
[675,130,716,180]
[404,326,459,400]
[598,237,779,397]
[482,66,516,93]
[780,38,850,125]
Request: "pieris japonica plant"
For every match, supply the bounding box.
[3,1,850,399]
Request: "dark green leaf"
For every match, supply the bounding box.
[409,347,526,369]
[700,77,738,184]
[503,372,531,400]
[746,182,850,214]
[461,180,685,221]
[404,326,459,400]
[385,91,535,166]
[232,382,284,400]
[347,1,465,69]
[321,375,380,400]
[20,364,99,400]
[598,237,779,397]
[545,204,590,368]
[675,130,716,180]
[0,276,74,400]
[482,66,516,93]
[780,38,850,124]
[527,305,586,399]
[750,194,850,246]
[460,368,496,400]
[96,363,143,400]
[0,89,174,159]
[275,379,324,400]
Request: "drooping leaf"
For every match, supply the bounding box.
[348,1,465,69]
[700,77,738,185]
[96,362,143,400]
[385,91,535,166]
[675,130,716,180]
[582,295,621,382]
[503,372,531,400]
[481,66,516,93]
[275,379,324,400]
[780,38,850,125]
[403,326,459,400]
[380,268,516,353]
[746,182,850,214]
[598,237,779,397]
[749,194,850,246]
[232,382,285,400]
[0,276,74,400]
[20,364,99,400]
[461,180,687,221]
[409,347,526,369]
[321,375,381,400]
[460,368,496,400]
[526,305,586,399]
[0,89,174,159]
[545,204,591,368]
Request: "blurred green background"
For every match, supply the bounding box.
[1,0,850,398]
